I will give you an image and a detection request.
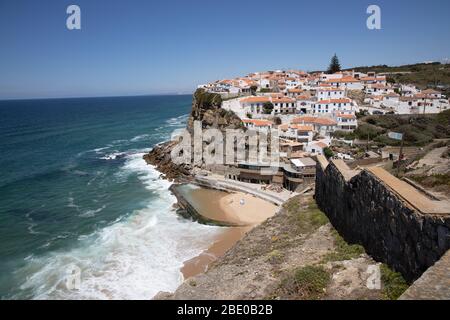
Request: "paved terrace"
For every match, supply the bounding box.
[194,174,299,206]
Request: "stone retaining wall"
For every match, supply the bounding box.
[315,156,450,282]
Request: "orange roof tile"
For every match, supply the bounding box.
[240,96,270,103]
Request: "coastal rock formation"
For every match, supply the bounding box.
[187,89,244,132]
[144,89,245,178]
[143,140,192,181]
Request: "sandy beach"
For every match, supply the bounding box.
[180,187,278,279]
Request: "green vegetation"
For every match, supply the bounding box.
[380,264,409,300]
[346,62,450,96]
[266,249,284,264]
[259,88,272,93]
[194,88,222,108]
[327,54,341,74]
[323,147,334,159]
[263,102,274,114]
[284,199,329,234]
[279,265,331,300]
[246,112,252,119]
[410,173,450,188]
[356,110,450,146]
[322,230,365,263]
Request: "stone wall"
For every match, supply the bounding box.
[315,156,450,282]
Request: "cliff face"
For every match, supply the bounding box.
[187,89,244,132]
[144,89,244,180]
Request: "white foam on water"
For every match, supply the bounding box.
[16,152,222,300]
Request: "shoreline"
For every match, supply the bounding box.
[177,186,279,280]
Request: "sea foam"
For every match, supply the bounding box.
[16,152,221,300]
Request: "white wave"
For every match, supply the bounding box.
[166,114,189,127]
[17,152,222,300]
[130,134,150,142]
[99,152,127,160]
[79,205,106,218]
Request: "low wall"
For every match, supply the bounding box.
[315,156,450,282]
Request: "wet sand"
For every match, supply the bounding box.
[180,187,278,279]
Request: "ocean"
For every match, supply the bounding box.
[0,95,221,299]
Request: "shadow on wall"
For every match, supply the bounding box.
[314,156,450,282]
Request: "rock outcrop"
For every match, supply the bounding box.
[144,89,245,179]
[143,140,192,181]
[187,89,244,132]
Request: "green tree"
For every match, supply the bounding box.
[323,147,334,159]
[327,54,341,74]
[263,102,274,114]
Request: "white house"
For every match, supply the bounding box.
[278,124,314,143]
[336,113,358,131]
[305,141,329,155]
[292,116,337,137]
[242,119,273,132]
[272,96,297,115]
[325,77,363,90]
[316,87,345,101]
[365,84,395,96]
[240,96,271,114]
[312,98,355,115]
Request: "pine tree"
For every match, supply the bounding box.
[327,54,341,74]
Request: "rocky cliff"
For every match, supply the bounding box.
[143,89,244,180]
[187,89,244,132]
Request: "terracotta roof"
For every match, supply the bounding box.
[317,87,343,92]
[370,84,391,89]
[312,141,328,149]
[326,77,360,83]
[384,92,400,97]
[240,96,270,103]
[421,89,441,95]
[242,119,272,127]
[288,88,303,93]
[292,116,337,126]
[337,113,356,119]
[290,124,314,131]
[272,97,296,103]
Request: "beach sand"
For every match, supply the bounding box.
[180,187,278,279]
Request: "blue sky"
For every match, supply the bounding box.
[1,0,450,99]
